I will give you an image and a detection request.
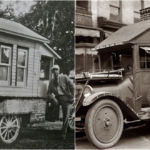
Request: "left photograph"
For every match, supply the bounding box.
[0,0,75,149]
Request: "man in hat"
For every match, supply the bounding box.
[47,65,74,139]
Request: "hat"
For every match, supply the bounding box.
[51,65,60,71]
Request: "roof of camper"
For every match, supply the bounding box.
[93,19,150,51]
[0,18,49,43]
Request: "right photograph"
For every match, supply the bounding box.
[75,0,150,149]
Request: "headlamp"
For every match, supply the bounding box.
[83,85,93,98]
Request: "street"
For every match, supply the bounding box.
[76,124,150,149]
[0,121,74,149]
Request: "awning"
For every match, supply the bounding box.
[140,47,150,53]
[76,28,100,38]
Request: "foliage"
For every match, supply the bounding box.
[0,0,75,75]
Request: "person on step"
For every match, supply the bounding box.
[47,65,74,139]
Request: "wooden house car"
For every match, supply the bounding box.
[76,19,150,149]
[0,18,60,145]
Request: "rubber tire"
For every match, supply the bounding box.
[85,99,124,149]
[0,115,22,146]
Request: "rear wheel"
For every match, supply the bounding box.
[0,115,21,146]
[85,99,123,149]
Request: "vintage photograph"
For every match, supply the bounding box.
[75,0,150,149]
[0,0,75,149]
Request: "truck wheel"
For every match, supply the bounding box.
[85,99,123,149]
[0,115,21,146]
[68,103,75,131]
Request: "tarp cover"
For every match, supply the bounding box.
[93,19,150,50]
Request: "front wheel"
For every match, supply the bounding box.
[0,115,21,146]
[85,99,123,149]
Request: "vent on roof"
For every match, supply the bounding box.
[140,7,150,21]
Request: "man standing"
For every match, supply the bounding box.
[47,65,74,139]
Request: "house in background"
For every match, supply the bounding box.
[75,0,150,74]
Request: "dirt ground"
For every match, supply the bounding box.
[0,121,74,149]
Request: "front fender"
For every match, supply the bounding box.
[83,91,120,106]
[83,91,139,120]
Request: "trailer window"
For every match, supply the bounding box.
[40,56,50,80]
[0,45,12,86]
[140,47,150,69]
[17,48,28,86]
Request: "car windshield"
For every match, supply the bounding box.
[100,49,133,72]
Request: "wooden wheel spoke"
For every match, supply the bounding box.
[4,131,8,139]
[11,128,16,133]
[4,117,8,123]
[12,119,17,126]
[10,130,13,138]
[11,125,18,129]
[10,116,13,122]
[0,126,7,130]
[2,121,7,126]
[69,115,73,119]
[70,120,73,126]
[1,128,7,136]
[7,132,10,140]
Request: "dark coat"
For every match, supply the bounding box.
[47,74,74,99]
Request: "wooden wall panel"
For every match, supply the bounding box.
[11,44,17,86]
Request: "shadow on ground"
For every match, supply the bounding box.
[1,121,74,149]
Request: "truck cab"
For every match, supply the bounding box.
[76,19,150,149]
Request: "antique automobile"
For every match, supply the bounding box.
[76,19,150,149]
[0,18,74,146]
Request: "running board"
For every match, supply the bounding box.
[137,107,150,120]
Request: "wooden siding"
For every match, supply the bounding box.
[11,44,17,86]
[32,43,41,96]
[0,33,37,97]
[0,32,54,97]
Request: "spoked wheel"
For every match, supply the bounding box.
[0,115,21,145]
[85,99,123,149]
[68,103,75,130]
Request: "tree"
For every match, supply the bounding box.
[18,1,75,75]
[0,1,74,75]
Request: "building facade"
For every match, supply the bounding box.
[75,0,150,74]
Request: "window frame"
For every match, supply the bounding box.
[40,55,51,80]
[134,0,144,23]
[109,1,122,22]
[16,47,28,87]
[0,44,12,86]
[139,46,150,70]
[76,0,91,15]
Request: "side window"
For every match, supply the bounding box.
[139,47,150,69]
[76,1,88,9]
[40,56,50,80]
[17,48,28,86]
[76,0,91,15]
[0,45,12,86]
[109,1,121,22]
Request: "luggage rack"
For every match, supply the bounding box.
[76,68,124,80]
